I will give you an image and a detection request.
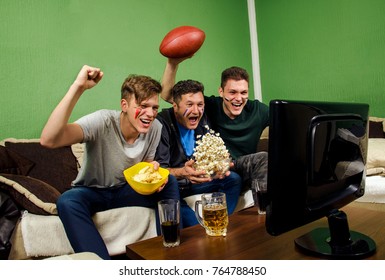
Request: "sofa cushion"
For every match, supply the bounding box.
[0,174,60,215]
[366,138,385,176]
[0,146,34,175]
[257,138,268,153]
[369,121,385,138]
[4,141,78,193]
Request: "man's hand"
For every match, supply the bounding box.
[168,56,191,67]
[74,65,104,91]
[150,161,168,192]
[183,159,211,184]
[211,160,233,180]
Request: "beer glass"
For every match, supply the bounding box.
[194,192,228,236]
[158,199,180,247]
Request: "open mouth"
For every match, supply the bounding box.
[140,118,152,128]
[188,116,199,125]
[231,101,243,109]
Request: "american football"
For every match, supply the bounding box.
[159,26,206,58]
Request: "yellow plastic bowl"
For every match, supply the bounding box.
[123,162,169,195]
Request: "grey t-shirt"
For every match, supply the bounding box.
[73,109,162,188]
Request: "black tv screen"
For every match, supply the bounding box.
[265,99,375,258]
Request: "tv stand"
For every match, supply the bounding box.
[294,209,376,259]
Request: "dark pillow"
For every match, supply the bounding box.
[0,146,34,175]
[4,142,78,193]
[257,139,269,153]
[0,174,60,215]
[369,121,385,138]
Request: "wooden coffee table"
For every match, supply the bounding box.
[126,205,385,260]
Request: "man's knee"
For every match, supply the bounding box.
[56,189,86,216]
[234,152,268,172]
[163,175,180,199]
[227,171,242,184]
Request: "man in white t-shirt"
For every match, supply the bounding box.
[40,65,179,259]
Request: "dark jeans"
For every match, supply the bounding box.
[56,175,179,260]
[233,152,268,192]
[232,152,268,206]
[179,171,242,228]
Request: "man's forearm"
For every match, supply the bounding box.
[40,83,84,147]
[167,166,188,180]
[160,60,179,103]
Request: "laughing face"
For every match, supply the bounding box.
[120,94,159,143]
[219,79,249,119]
[173,92,205,130]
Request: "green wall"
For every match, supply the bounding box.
[0,0,252,140]
[2,0,384,141]
[255,0,385,118]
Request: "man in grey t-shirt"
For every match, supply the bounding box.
[40,65,179,259]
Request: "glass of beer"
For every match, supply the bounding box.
[194,192,229,236]
[158,199,180,247]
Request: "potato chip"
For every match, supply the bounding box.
[133,166,163,183]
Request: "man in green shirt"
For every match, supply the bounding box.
[160,58,269,198]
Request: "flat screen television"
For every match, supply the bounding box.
[265,99,376,259]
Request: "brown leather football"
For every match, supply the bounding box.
[159,26,206,58]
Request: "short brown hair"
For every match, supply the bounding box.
[121,75,162,104]
[220,66,249,88]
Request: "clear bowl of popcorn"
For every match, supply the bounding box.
[192,126,231,178]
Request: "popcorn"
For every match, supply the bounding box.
[193,126,231,177]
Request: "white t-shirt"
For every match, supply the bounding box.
[73,109,162,188]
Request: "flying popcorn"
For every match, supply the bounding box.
[193,126,231,177]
